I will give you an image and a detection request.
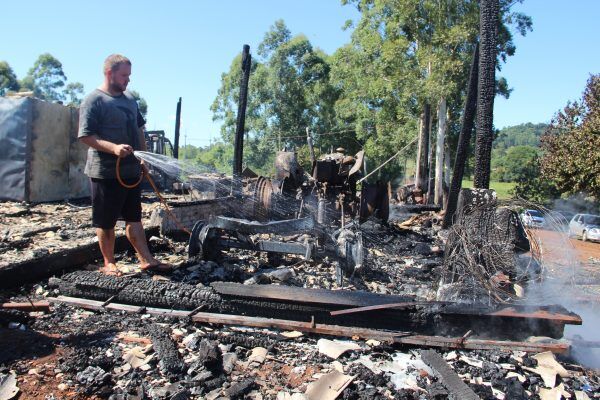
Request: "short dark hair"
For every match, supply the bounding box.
[103,54,131,73]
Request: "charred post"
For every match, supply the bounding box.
[233,44,251,186]
[443,43,479,228]
[473,0,499,188]
[173,97,182,159]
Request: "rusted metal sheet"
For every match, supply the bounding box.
[488,307,582,324]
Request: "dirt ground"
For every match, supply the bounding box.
[534,228,600,264]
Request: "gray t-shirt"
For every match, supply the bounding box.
[78,89,145,179]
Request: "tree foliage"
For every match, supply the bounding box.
[1,54,85,105]
[494,122,547,150]
[209,3,530,180]
[129,90,148,119]
[20,53,67,102]
[0,61,19,95]
[64,82,84,106]
[511,153,560,204]
[491,144,537,182]
[540,74,600,199]
[332,0,530,181]
[211,20,342,174]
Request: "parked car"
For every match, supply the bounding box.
[568,214,600,242]
[520,209,545,228]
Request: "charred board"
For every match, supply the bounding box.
[49,271,580,340]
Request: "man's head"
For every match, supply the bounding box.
[103,54,131,94]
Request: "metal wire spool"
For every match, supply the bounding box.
[253,176,273,222]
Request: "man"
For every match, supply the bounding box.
[78,54,171,275]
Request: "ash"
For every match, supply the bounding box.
[0,199,599,399]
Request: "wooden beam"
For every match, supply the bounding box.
[397,335,570,354]
[1,301,50,312]
[48,296,571,354]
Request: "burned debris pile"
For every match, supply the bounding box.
[439,189,537,303]
[1,184,599,398]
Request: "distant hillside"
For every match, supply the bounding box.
[494,122,548,150]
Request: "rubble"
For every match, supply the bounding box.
[1,197,600,399]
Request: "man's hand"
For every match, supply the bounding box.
[140,159,149,175]
[114,144,133,158]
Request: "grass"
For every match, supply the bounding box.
[462,179,516,200]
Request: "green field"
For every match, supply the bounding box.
[462,180,516,200]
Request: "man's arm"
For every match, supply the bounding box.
[79,135,133,158]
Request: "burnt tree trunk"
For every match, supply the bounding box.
[443,43,479,228]
[473,0,499,189]
[434,98,447,205]
[426,111,435,204]
[415,104,431,190]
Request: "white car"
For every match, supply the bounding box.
[520,209,545,228]
[568,214,600,242]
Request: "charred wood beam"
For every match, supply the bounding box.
[49,272,580,340]
[21,225,61,238]
[48,295,571,354]
[421,350,481,400]
[0,227,158,289]
[146,324,185,381]
[400,335,569,354]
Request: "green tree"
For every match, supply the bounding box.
[334,0,531,182]
[21,53,67,102]
[0,61,19,95]
[129,90,148,119]
[492,145,537,182]
[541,74,600,199]
[211,20,342,174]
[195,142,235,174]
[512,153,560,204]
[63,82,84,106]
[494,122,547,151]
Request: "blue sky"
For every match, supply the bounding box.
[3,0,598,147]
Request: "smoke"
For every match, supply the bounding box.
[524,203,600,369]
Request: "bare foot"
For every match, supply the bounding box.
[99,263,123,276]
[140,261,173,273]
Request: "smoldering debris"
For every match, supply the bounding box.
[1,197,600,398]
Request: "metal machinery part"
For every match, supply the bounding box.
[187,215,365,279]
[189,149,384,277]
[188,216,315,261]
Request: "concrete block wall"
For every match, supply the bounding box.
[149,197,239,235]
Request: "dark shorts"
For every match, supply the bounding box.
[90,178,142,229]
